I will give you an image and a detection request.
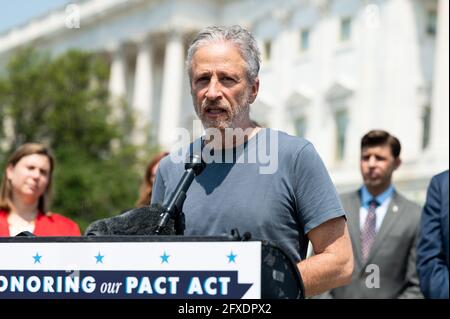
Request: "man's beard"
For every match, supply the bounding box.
[194,92,250,130]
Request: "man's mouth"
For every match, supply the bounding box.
[366,172,380,181]
[368,171,379,177]
[207,109,225,114]
[204,106,228,116]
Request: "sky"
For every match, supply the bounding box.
[0,0,71,33]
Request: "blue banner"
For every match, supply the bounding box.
[0,270,253,299]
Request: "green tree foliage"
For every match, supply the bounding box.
[0,48,157,232]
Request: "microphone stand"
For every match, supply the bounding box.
[155,154,206,235]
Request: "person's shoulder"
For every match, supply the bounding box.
[39,212,81,235]
[435,169,449,179]
[268,128,310,147]
[157,152,182,177]
[432,170,449,185]
[44,212,79,227]
[265,128,312,156]
[393,191,420,207]
[159,143,200,170]
[339,190,359,201]
[159,152,174,167]
[393,191,421,214]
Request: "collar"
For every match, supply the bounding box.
[360,185,395,209]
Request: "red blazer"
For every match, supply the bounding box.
[0,210,81,236]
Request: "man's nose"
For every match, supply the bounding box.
[368,156,377,166]
[205,79,222,100]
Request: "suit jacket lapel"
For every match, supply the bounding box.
[366,191,401,263]
[347,191,363,267]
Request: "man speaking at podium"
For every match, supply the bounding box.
[151,25,353,297]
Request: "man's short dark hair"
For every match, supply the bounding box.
[361,130,401,158]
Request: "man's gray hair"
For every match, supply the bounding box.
[186,25,261,84]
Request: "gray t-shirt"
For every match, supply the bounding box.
[152,128,345,262]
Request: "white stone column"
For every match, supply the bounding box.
[353,3,382,166]
[270,9,298,134]
[158,31,184,149]
[429,0,449,163]
[132,39,154,146]
[313,13,335,166]
[108,45,127,121]
[382,0,422,161]
[108,46,127,99]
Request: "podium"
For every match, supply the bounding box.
[0,236,303,299]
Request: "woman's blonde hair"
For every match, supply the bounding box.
[0,143,55,213]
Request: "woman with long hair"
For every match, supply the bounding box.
[0,143,80,236]
[135,151,169,207]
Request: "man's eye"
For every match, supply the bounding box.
[221,77,236,85]
[196,77,209,84]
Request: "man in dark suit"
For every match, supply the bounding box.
[417,170,449,299]
[327,130,423,298]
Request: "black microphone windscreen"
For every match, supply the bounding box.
[15,231,36,237]
[85,204,176,236]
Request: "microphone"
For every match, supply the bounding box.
[85,204,176,236]
[85,151,206,237]
[15,231,36,237]
[154,153,206,235]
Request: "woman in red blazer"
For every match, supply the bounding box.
[0,143,80,236]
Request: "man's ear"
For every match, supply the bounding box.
[394,157,401,170]
[248,78,259,104]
